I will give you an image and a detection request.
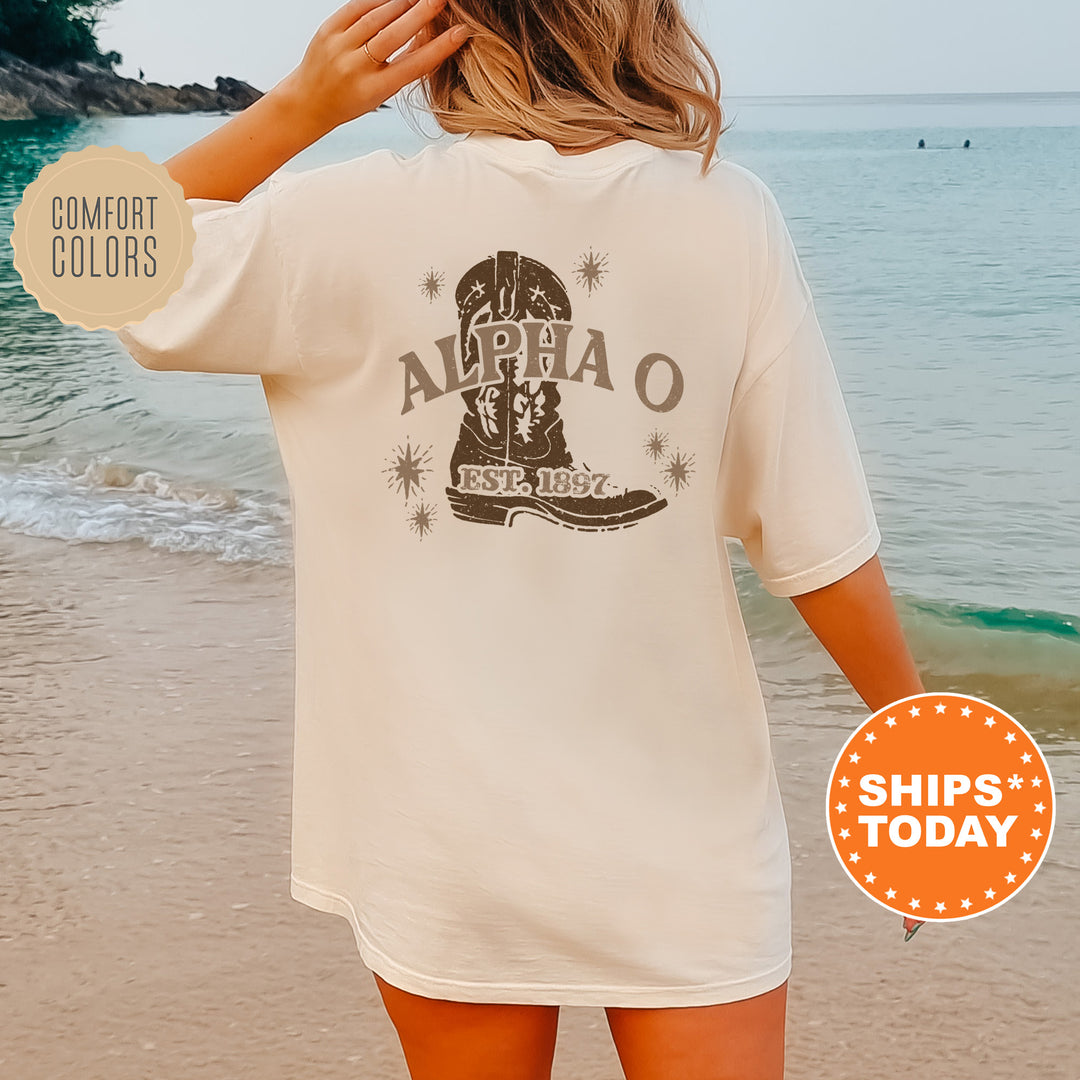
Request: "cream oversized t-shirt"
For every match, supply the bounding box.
[116,132,881,1007]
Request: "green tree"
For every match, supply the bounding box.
[0,0,123,69]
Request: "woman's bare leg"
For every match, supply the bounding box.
[372,972,561,1080]
[604,980,788,1080]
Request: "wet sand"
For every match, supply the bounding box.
[2,527,1077,1079]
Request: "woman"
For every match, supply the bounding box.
[116,1,925,1077]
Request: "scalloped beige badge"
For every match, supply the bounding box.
[10,144,194,331]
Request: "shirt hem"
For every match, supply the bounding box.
[290,875,792,1008]
[760,523,883,598]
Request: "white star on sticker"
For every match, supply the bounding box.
[984,888,996,899]
[835,802,847,813]
[1005,873,1016,884]
[984,716,996,728]
[960,706,972,717]
[935,901,946,912]
[849,752,861,764]
[1034,802,1045,813]
[909,898,920,910]
[935,702,947,714]
[960,898,972,909]
[1021,752,1032,764]
[849,851,861,864]
[865,731,877,743]
[839,828,850,839]
[885,716,897,727]
[886,888,897,900]
[909,706,920,717]
[839,776,850,788]
[1005,732,1016,743]
[1021,852,1032,863]
[1031,777,1042,788]
[865,872,876,884]
[1031,828,1042,839]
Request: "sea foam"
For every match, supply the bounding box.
[0,455,291,565]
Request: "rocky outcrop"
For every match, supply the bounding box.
[0,49,262,120]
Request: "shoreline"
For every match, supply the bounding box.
[1,527,1077,1078]
[0,48,261,121]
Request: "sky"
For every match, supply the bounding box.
[96,0,1080,98]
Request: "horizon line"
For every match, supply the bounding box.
[723,89,1080,102]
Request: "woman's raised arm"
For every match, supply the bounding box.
[163,0,468,201]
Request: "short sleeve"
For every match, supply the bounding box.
[115,177,301,377]
[715,180,881,598]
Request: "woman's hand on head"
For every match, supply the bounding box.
[273,0,467,136]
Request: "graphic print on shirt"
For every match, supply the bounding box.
[573,249,608,294]
[419,268,444,302]
[391,250,697,535]
[382,439,439,538]
[644,430,696,494]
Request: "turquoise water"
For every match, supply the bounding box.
[2,95,1077,732]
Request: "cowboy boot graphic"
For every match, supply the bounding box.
[446,250,667,530]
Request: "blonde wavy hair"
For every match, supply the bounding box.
[417,0,729,175]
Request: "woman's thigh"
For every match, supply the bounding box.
[372,972,561,1080]
[604,980,788,1080]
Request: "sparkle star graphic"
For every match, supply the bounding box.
[865,731,877,743]
[839,828,850,839]
[661,449,695,493]
[885,888,897,900]
[1005,731,1016,743]
[574,248,609,294]
[383,439,433,500]
[1034,802,1045,813]
[1031,828,1042,839]
[864,872,876,884]
[909,705,920,717]
[644,430,668,460]
[984,888,996,899]
[838,776,850,787]
[935,702,947,714]
[908,898,920,910]
[885,716,897,727]
[834,802,847,814]
[984,716,996,727]
[1005,872,1017,883]
[960,897,972,910]
[1020,852,1033,864]
[1031,777,1042,788]
[1021,752,1032,764]
[849,751,861,764]
[935,901,946,913]
[848,851,861,864]
[960,706,972,717]
[407,500,437,539]
[1007,773,1023,789]
[419,267,444,301]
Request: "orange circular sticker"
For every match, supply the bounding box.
[827,692,1055,921]
[10,144,194,331]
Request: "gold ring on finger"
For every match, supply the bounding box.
[363,40,388,66]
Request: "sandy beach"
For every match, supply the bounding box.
[2,526,1077,1079]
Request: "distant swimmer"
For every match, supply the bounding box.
[917,138,926,149]
[963,138,971,148]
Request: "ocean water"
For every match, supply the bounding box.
[2,94,1078,735]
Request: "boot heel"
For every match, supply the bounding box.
[445,487,512,526]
